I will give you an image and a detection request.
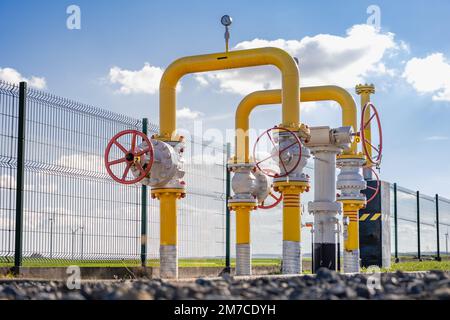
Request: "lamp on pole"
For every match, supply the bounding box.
[49,214,54,259]
[71,226,83,261]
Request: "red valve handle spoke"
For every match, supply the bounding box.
[266,131,277,148]
[363,138,380,154]
[135,148,151,157]
[131,132,137,152]
[107,157,127,166]
[122,163,132,180]
[360,102,383,167]
[104,129,154,185]
[366,167,381,204]
[363,113,376,130]
[253,126,302,178]
[258,191,283,210]
[113,141,128,154]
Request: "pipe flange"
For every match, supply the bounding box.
[337,194,366,202]
[151,188,186,199]
[308,201,342,214]
[228,200,257,211]
[228,162,255,171]
[273,180,310,193]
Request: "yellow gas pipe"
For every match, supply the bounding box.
[154,47,304,278]
[355,84,375,175]
[234,85,366,265]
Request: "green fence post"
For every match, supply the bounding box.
[435,194,441,261]
[13,82,27,274]
[416,190,421,261]
[140,118,148,267]
[394,183,399,263]
[225,143,231,273]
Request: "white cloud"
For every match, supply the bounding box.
[177,107,204,120]
[195,24,402,95]
[403,53,450,102]
[0,67,47,89]
[424,136,449,141]
[108,63,164,94]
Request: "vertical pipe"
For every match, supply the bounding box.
[140,118,148,267]
[235,205,251,275]
[282,192,301,274]
[159,192,178,278]
[416,190,421,261]
[337,234,341,271]
[394,183,399,263]
[225,143,231,272]
[311,228,314,272]
[435,194,441,261]
[14,81,27,272]
[355,84,375,180]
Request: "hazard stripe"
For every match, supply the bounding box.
[370,213,381,221]
[359,214,370,221]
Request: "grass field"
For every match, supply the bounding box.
[1,256,449,272]
[0,258,281,268]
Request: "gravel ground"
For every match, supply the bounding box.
[0,268,449,300]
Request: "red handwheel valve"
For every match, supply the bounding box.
[366,167,381,204]
[360,102,383,167]
[253,126,302,178]
[104,129,154,185]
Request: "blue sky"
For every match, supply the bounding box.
[1,0,450,198]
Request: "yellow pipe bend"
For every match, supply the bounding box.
[235,85,358,162]
[159,47,300,140]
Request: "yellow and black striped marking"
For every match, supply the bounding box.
[359,213,381,221]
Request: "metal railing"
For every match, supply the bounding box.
[0,81,227,269]
[392,183,450,261]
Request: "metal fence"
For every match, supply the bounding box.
[1,80,449,269]
[392,183,450,260]
[0,81,227,267]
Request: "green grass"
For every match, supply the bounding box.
[1,256,449,272]
[0,258,281,268]
[379,260,450,272]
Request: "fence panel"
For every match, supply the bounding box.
[22,88,144,264]
[0,81,19,265]
[438,198,450,257]
[396,186,419,256]
[419,194,437,256]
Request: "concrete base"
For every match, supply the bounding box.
[160,245,177,279]
[282,241,301,274]
[343,249,360,273]
[236,244,251,276]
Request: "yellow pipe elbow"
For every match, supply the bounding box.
[235,85,358,162]
[159,47,300,140]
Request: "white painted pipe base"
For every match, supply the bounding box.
[282,240,301,274]
[160,245,178,279]
[236,244,251,276]
[343,249,360,273]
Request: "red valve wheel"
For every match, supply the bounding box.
[366,167,381,204]
[253,126,302,178]
[256,168,283,210]
[104,129,154,185]
[360,102,383,166]
[258,191,283,210]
